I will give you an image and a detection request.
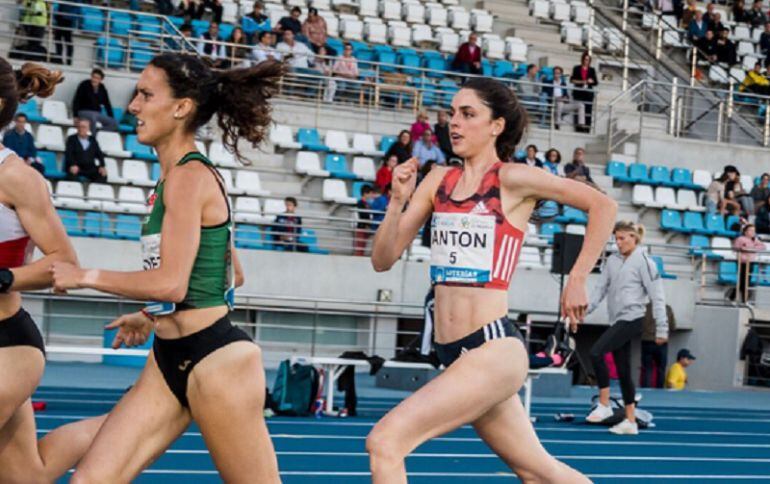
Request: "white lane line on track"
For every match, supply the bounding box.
[134,471,770,479]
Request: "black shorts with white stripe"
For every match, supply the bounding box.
[434,317,525,367]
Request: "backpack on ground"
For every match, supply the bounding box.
[271,359,319,416]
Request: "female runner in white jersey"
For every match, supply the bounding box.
[0,58,107,482]
[368,78,618,482]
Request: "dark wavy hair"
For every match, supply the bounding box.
[460,77,528,161]
[148,53,287,162]
[0,58,63,128]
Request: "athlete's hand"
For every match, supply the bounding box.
[561,275,588,333]
[390,157,419,205]
[50,262,84,293]
[105,312,154,349]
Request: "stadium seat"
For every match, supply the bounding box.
[298,128,330,151]
[398,51,422,76]
[235,170,271,197]
[235,224,267,250]
[41,100,73,126]
[81,7,105,33]
[627,163,651,184]
[351,180,368,199]
[135,14,162,39]
[352,157,376,181]
[122,160,155,187]
[125,134,157,161]
[676,189,704,212]
[111,107,134,133]
[655,187,683,210]
[689,234,714,258]
[539,222,563,241]
[82,212,114,239]
[341,17,364,40]
[96,131,132,158]
[57,210,84,237]
[234,197,270,224]
[683,211,709,235]
[299,229,330,254]
[36,125,66,151]
[427,4,448,27]
[381,0,402,20]
[129,41,154,71]
[571,1,590,23]
[325,130,355,154]
[551,0,571,22]
[437,31,460,53]
[705,213,733,237]
[351,133,383,156]
[325,154,356,179]
[87,183,119,212]
[16,99,47,123]
[482,35,505,60]
[379,136,397,154]
[660,209,685,233]
[55,181,97,211]
[561,22,583,46]
[671,168,702,190]
[322,179,357,204]
[632,185,658,207]
[472,9,493,32]
[412,25,436,46]
[115,214,142,240]
[565,224,586,235]
[724,215,741,237]
[649,165,675,187]
[191,19,210,37]
[711,236,735,260]
[651,255,677,279]
[530,0,550,18]
[117,186,147,214]
[263,198,286,217]
[449,6,470,29]
[555,205,588,224]
[209,141,237,167]
[518,246,543,268]
[295,151,330,177]
[270,124,302,150]
[606,160,630,182]
[365,19,388,44]
[692,169,713,190]
[217,169,245,195]
[717,261,738,285]
[38,151,65,180]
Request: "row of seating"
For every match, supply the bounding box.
[688,233,770,261]
[271,125,388,156]
[660,209,741,238]
[17,99,134,133]
[606,161,711,189]
[717,261,770,286]
[632,185,705,212]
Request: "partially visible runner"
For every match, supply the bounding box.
[0,57,107,482]
[367,78,617,482]
[52,53,284,483]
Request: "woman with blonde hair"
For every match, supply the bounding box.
[585,221,669,435]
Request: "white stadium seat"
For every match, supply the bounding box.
[632,184,658,207]
[41,100,73,125]
[295,151,330,177]
[352,133,384,156]
[96,131,132,158]
[711,236,735,260]
[692,169,712,190]
[36,125,66,151]
[341,17,364,40]
[412,25,436,46]
[319,10,339,36]
[358,0,379,17]
[104,158,125,184]
[448,6,470,29]
[506,37,528,62]
[122,160,155,187]
[217,169,246,195]
[55,181,97,210]
[403,2,425,23]
[571,1,590,23]
[234,197,270,224]
[676,189,704,212]
[530,0,549,19]
[561,22,583,46]
[471,9,493,32]
[365,19,388,43]
[426,3,448,27]
[352,157,376,181]
[322,179,357,204]
[209,141,238,167]
[655,187,682,210]
[437,30,460,53]
[263,198,286,216]
[604,27,623,52]
[381,0,402,20]
[117,186,147,214]
[236,170,271,197]
[389,22,412,47]
[550,0,571,22]
[270,124,302,150]
[733,25,751,42]
[325,130,355,154]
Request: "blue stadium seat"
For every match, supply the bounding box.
[235,225,266,250]
[606,160,630,183]
[689,234,712,258]
[627,163,651,184]
[325,154,356,179]
[651,255,677,279]
[38,151,65,180]
[539,222,563,240]
[167,16,185,29]
[671,168,702,190]
[111,107,135,133]
[150,162,161,182]
[352,181,369,199]
[57,210,84,237]
[16,98,47,123]
[493,60,515,79]
[126,134,157,161]
[83,212,114,239]
[717,261,738,285]
[348,40,368,52]
[438,79,459,108]
[129,41,153,71]
[724,215,741,237]
[481,59,493,77]
[218,23,235,40]
[135,14,163,39]
[758,265,770,287]
[96,36,125,69]
[423,53,447,78]
[191,19,210,37]
[354,47,375,69]
[399,52,422,76]
[537,200,560,219]
[115,214,141,240]
[555,205,587,225]
[80,7,105,33]
[660,209,684,233]
[299,229,330,254]
[379,136,396,154]
[326,37,344,54]
[683,211,709,235]
[109,11,133,36]
[297,128,330,151]
[374,45,397,72]
[512,63,528,78]
[704,213,732,237]
[539,66,554,82]
[649,165,674,187]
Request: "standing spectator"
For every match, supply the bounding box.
[273,197,304,252]
[21,0,47,51]
[640,303,676,388]
[733,224,766,302]
[515,144,543,168]
[354,185,377,256]
[665,349,696,390]
[412,129,445,167]
[385,130,413,164]
[740,62,770,95]
[760,23,770,66]
[303,8,334,55]
[222,27,250,68]
[2,113,42,174]
[375,155,397,194]
[571,52,598,132]
[715,28,737,65]
[732,0,749,23]
[751,173,770,213]
[687,10,709,43]
[433,110,454,160]
[698,28,718,62]
[198,0,224,23]
[251,31,280,65]
[64,119,106,183]
[410,111,432,142]
[198,22,225,66]
[542,66,586,130]
[331,43,359,101]
[242,1,271,41]
[178,0,201,19]
[72,69,118,132]
[747,0,767,28]
[542,148,562,176]
[756,194,770,234]
[53,0,78,65]
[451,32,482,74]
[564,147,595,184]
[586,222,668,435]
[703,2,716,23]
[276,30,315,69]
[277,7,303,39]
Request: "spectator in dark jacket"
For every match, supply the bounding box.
[708,12,726,33]
[53,0,79,65]
[732,0,749,23]
[72,69,118,132]
[385,130,413,164]
[2,113,42,174]
[715,27,737,65]
[570,52,598,132]
[273,196,304,252]
[760,22,770,66]
[751,173,770,213]
[451,32,483,74]
[276,7,303,38]
[514,144,543,168]
[687,10,709,42]
[640,303,676,388]
[564,147,594,184]
[64,119,106,182]
[698,28,718,62]
[747,0,767,28]
[434,110,455,160]
[757,194,770,234]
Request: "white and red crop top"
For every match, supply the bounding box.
[430,162,524,290]
[0,148,33,268]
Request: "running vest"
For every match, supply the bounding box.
[430,162,524,290]
[142,152,234,315]
[0,148,33,268]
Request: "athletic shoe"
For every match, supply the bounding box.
[555,336,576,368]
[609,419,639,435]
[586,403,614,423]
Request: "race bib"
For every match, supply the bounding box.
[430,213,495,284]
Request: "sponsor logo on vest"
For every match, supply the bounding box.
[470,201,488,214]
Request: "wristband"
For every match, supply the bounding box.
[140,308,156,322]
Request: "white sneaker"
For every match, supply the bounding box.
[586,403,614,423]
[609,419,639,435]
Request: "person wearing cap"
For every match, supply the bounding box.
[666,349,696,390]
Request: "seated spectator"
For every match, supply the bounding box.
[715,28,737,65]
[726,173,754,216]
[251,31,281,65]
[242,1,271,41]
[369,186,389,224]
[705,170,741,214]
[273,197,304,252]
[412,129,445,167]
[756,193,770,234]
[433,110,455,160]
[751,173,770,213]
[354,184,378,256]
[542,148,563,176]
[276,30,314,69]
[688,10,709,43]
[72,68,118,132]
[331,43,359,100]
[385,130,413,164]
[178,0,222,23]
[564,147,594,184]
[516,144,543,168]
[518,64,540,107]
[665,349,695,390]
[2,113,42,174]
[302,8,335,55]
[375,155,397,195]
[697,28,718,62]
[276,7,303,39]
[747,0,767,28]
[542,66,586,130]
[222,27,250,68]
[198,22,226,66]
[451,32,482,74]
[740,62,770,96]
[681,0,697,27]
[760,23,770,66]
[707,11,725,33]
[703,2,716,25]
[64,119,106,183]
[410,111,432,142]
[732,0,749,24]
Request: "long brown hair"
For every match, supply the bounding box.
[0,58,63,128]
